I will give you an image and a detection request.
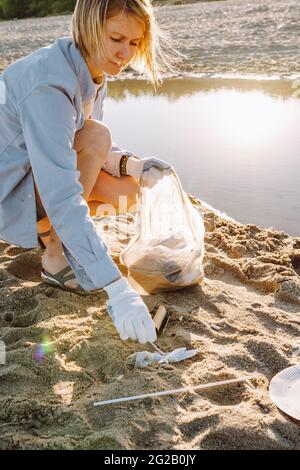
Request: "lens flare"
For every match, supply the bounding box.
[34,336,54,362]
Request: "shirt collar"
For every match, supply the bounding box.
[68,39,96,102]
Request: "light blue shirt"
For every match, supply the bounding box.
[0,37,132,290]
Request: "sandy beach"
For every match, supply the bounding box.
[0,198,299,450]
[0,0,300,451]
[1,0,299,78]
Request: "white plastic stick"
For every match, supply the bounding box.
[149,342,166,355]
[93,375,255,407]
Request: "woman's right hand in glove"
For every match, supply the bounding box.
[104,277,157,344]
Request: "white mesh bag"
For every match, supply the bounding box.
[120,168,205,294]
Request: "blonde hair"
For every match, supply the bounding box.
[72,0,174,86]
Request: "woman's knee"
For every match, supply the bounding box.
[91,121,112,156]
[74,119,112,163]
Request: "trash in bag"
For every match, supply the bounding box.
[128,348,198,368]
[120,168,205,294]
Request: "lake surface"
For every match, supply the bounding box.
[1,0,299,235]
[105,78,300,236]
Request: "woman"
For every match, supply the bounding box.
[0,0,172,344]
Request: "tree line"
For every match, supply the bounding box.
[0,0,184,20]
[0,0,77,19]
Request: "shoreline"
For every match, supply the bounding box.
[106,75,300,99]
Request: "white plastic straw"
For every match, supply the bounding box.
[93,375,255,407]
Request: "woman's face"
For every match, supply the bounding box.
[89,12,145,78]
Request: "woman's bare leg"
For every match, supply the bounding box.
[37,120,139,289]
[38,174,138,288]
[89,170,138,213]
[36,171,138,241]
[39,120,112,289]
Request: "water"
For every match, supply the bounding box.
[105,78,300,236]
[102,0,300,237]
[0,0,299,235]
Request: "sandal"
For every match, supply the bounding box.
[41,266,102,295]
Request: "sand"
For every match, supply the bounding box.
[0,198,299,450]
[1,0,299,78]
[0,0,300,451]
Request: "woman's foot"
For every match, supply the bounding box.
[38,202,103,290]
[40,223,80,290]
[41,249,80,290]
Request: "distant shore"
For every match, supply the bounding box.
[0,0,223,21]
[1,0,299,77]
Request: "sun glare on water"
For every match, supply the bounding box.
[211,90,284,150]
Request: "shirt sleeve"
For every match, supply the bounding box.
[19,84,121,290]
[93,80,138,178]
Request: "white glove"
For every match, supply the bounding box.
[104,277,157,344]
[126,156,171,179]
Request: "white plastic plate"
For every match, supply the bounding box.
[269,365,300,420]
